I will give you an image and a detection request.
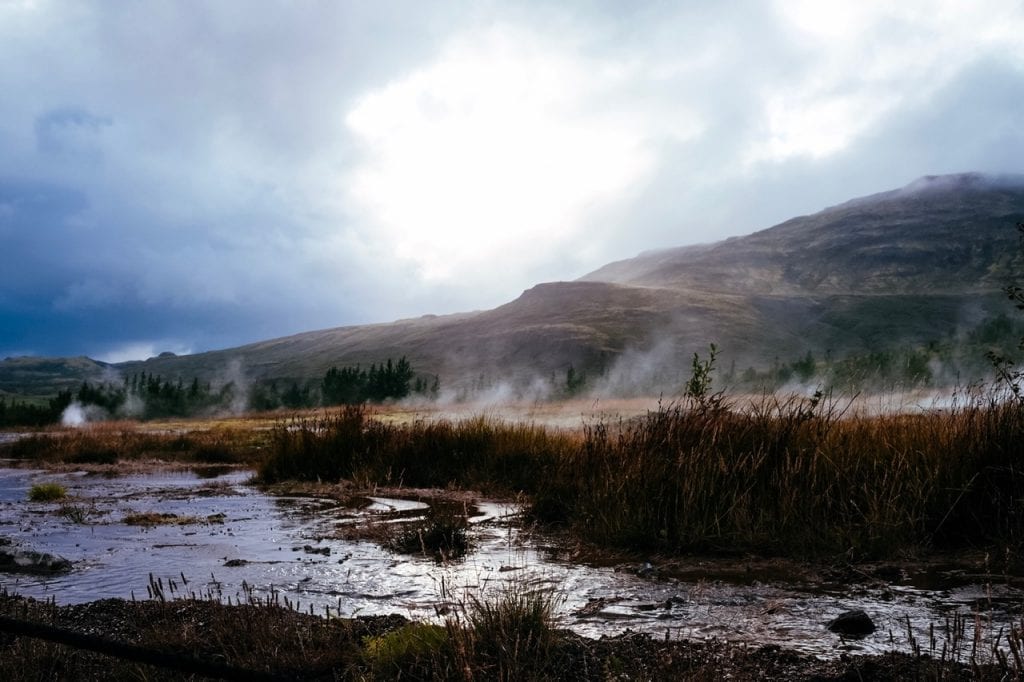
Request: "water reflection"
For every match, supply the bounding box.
[1,466,1021,659]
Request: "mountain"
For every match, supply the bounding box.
[583,173,1023,295]
[577,172,1024,367]
[3,172,1024,397]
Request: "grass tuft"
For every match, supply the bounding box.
[28,483,66,502]
[437,584,562,681]
[362,623,449,678]
[386,507,471,561]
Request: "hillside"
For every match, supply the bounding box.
[583,173,1024,294]
[0,356,111,399]
[3,172,1023,398]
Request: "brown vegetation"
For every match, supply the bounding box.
[536,393,1024,558]
[259,395,1024,561]
[3,591,1009,680]
[257,405,576,493]
[0,422,265,465]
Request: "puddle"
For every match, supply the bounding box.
[1,467,1022,659]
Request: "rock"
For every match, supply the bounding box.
[827,609,876,636]
[223,558,248,567]
[303,544,330,556]
[637,561,657,578]
[0,548,72,574]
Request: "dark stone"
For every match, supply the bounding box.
[0,548,72,574]
[636,561,657,578]
[827,609,876,636]
[303,544,330,556]
[223,559,248,567]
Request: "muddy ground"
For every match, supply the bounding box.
[0,594,998,680]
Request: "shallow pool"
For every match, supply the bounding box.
[1,467,1020,660]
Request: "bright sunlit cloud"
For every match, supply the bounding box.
[344,26,666,283]
[748,0,1024,165]
[93,341,193,364]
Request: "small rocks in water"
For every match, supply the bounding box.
[303,544,330,556]
[637,562,657,578]
[827,609,876,636]
[0,548,72,574]
[574,596,624,617]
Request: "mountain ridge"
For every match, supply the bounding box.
[3,172,1023,397]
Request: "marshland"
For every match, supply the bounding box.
[3,386,1024,679]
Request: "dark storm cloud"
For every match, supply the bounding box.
[0,179,89,301]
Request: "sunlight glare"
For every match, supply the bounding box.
[345,27,654,282]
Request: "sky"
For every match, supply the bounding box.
[2,0,1023,362]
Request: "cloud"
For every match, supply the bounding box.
[0,1,1022,360]
[92,343,162,364]
[343,24,682,288]
[743,0,1024,166]
[34,107,112,159]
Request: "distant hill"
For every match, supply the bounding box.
[3,172,1024,399]
[0,356,111,400]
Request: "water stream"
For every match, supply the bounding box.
[2,466,1021,659]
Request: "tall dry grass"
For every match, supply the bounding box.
[258,404,577,492]
[260,395,1024,558]
[0,423,262,464]
[538,394,1024,557]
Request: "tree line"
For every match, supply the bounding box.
[0,390,73,427]
[0,357,437,426]
[253,357,438,410]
